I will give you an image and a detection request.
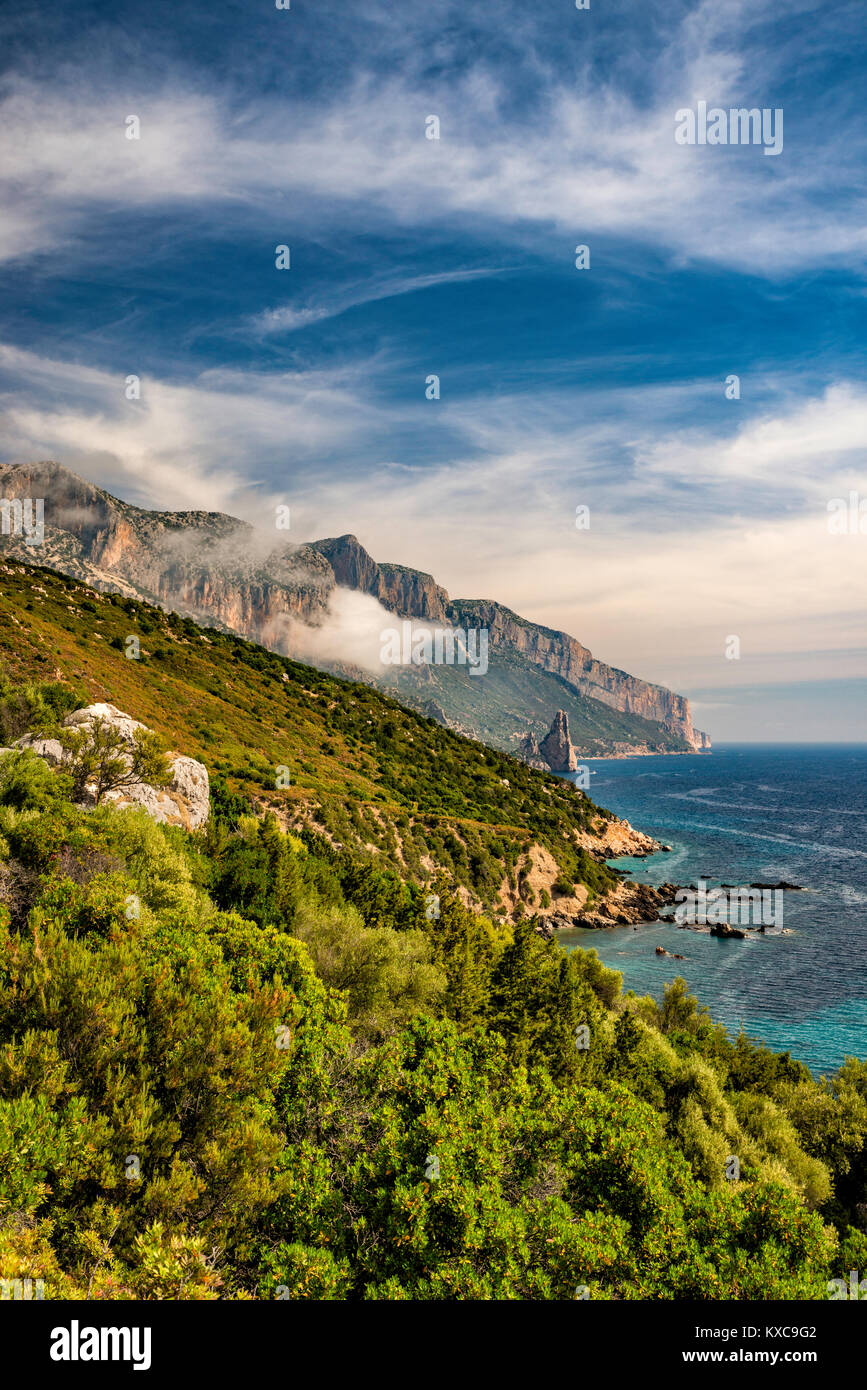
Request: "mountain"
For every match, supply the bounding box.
[0,461,710,757]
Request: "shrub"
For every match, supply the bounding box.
[57,718,172,805]
[0,749,71,810]
[290,898,446,1039]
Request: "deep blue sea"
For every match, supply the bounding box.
[557,745,867,1078]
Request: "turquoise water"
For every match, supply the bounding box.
[557,745,867,1078]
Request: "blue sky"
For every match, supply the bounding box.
[0,0,865,739]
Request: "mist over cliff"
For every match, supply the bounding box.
[0,461,710,756]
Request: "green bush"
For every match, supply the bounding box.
[0,749,71,810]
[290,898,445,1040]
[0,671,852,1302]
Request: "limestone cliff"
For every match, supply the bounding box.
[312,535,450,622]
[518,731,547,770]
[0,462,332,638]
[305,536,708,751]
[0,462,710,755]
[447,599,702,748]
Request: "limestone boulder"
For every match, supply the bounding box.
[11,702,210,830]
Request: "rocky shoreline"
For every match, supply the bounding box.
[537,870,803,940]
[538,878,681,935]
[532,811,681,936]
[536,810,804,939]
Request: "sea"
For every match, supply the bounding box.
[557,744,867,1078]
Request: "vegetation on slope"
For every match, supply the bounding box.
[0,567,865,1301]
[379,648,690,755]
[0,559,616,915]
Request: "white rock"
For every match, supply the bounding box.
[64,703,148,742]
[103,758,210,831]
[12,703,210,830]
[18,737,65,765]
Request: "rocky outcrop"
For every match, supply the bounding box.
[0,462,333,639]
[576,816,663,861]
[423,700,449,726]
[10,701,210,830]
[517,731,547,770]
[537,879,680,933]
[567,879,679,929]
[538,710,579,772]
[311,537,450,623]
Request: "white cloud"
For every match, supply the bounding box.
[2,342,864,712]
[250,268,508,337]
[0,3,864,277]
[636,383,867,492]
[281,587,395,671]
[294,384,867,695]
[0,342,376,516]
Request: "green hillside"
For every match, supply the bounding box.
[0,558,617,914]
[1,555,865,1303]
[380,648,689,753]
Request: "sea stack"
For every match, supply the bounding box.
[539,709,579,773]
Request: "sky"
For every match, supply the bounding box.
[0,0,865,740]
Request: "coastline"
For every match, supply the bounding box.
[533,809,681,935]
[544,743,867,1078]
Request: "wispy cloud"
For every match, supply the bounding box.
[1,2,865,277]
[0,343,377,516]
[636,383,867,495]
[250,268,509,337]
[1,0,864,739]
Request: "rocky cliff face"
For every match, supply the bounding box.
[0,462,710,753]
[319,541,708,751]
[517,731,547,770]
[447,598,701,747]
[0,461,332,636]
[303,535,705,748]
[311,536,450,622]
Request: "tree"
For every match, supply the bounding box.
[58,717,172,805]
